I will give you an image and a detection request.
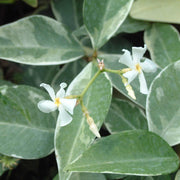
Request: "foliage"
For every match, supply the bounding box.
[0,0,180,179]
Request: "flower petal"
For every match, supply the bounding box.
[56,82,67,98]
[38,100,57,113]
[119,49,134,68]
[40,83,55,101]
[132,45,146,64]
[138,72,148,94]
[58,106,73,126]
[140,58,158,73]
[60,98,76,114]
[123,70,138,84]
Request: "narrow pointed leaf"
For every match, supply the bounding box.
[83,0,133,49]
[0,85,55,159]
[55,62,112,180]
[147,61,180,146]
[0,15,84,65]
[66,131,179,175]
[144,23,180,68]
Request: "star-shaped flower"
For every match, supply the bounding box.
[38,83,76,126]
[119,45,157,94]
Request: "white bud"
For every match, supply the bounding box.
[89,123,101,138]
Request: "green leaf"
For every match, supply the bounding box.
[0,15,84,65]
[100,36,132,54]
[53,173,107,180]
[144,23,180,68]
[0,0,15,4]
[130,0,180,24]
[51,0,83,30]
[22,0,38,7]
[124,175,171,180]
[175,170,180,180]
[51,60,87,91]
[100,54,160,108]
[147,60,180,146]
[105,173,126,180]
[55,62,112,180]
[116,16,150,34]
[70,172,107,180]
[0,163,4,176]
[0,85,55,159]
[105,98,147,133]
[66,130,179,175]
[72,26,88,39]
[83,0,134,50]
[0,80,13,86]
[19,65,59,87]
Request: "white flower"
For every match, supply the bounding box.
[38,83,77,126]
[119,45,157,94]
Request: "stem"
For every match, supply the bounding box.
[65,95,80,99]
[80,70,101,98]
[103,68,122,74]
[92,50,97,58]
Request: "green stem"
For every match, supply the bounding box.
[80,70,101,98]
[103,68,123,75]
[65,95,80,99]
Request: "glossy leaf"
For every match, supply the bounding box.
[147,60,180,146]
[100,54,160,108]
[0,85,55,159]
[51,0,83,30]
[83,0,133,49]
[105,98,147,133]
[55,62,112,180]
[0,15,84,65]
[66,131,179,175]
[144,23,180,68]
[130,0,180,24]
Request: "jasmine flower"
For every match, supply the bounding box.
[38,83,76,126]
[119,45,157,94]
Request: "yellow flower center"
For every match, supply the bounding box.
[54,97,61,107]
[135,63,142,73]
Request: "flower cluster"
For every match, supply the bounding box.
[38,83,76,127]
[119,45,157,94]
[37,45,157,137]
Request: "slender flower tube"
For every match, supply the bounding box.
[38,83,77,126]
[119,45,157,94]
